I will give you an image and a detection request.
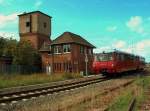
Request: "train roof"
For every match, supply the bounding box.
[94,50,145,59]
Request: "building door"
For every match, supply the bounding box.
[46,65,51,75]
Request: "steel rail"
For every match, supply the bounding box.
[0,76,103,97]
[0,77,108,104]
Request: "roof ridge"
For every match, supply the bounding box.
[69,32,95,47]
[67,32,75,42]
[51,31,96,48]
[18,11,52,18]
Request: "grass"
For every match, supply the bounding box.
[4,78,145,111]
[134,75,150,111]
[108,90,133,111]
[0,73,82,89]
[61,79,134,111]
[108,75,150,111]
[2,70,150,111]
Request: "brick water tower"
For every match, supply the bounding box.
[18,11,52,50]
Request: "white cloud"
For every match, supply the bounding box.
[113,40,126,49]
[94,46,113,53]
[130,40,150,62]
[35,0,42,9]
[94,40,127,53]
[0,13,18,28]
[124,48,132,53]
[113,40,150,58]
[126,16,145,34]
[94,39,150,61]
[136,40,150,51]
[106,26,117,32]
[0,31,18,39]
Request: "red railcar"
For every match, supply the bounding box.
[92,51,145,76]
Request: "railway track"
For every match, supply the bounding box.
[127,97,136,111]
[139,88,150,111]
[0,76,109,106]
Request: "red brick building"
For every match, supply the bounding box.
[18,11,96,74]
[40,32,95,74]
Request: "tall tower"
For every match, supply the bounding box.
[18,11,52,50]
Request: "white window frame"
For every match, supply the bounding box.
[63,44,71,53]
[54,45,62,54]
[80,46,84,54]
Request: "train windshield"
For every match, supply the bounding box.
[95,54,113,61]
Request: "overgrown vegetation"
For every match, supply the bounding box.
[134,76,150,111]
[3,75,150,111]
[0,73,82,89]
[108,89,133,111]
[0,37,40,66]
[107,75,150,111]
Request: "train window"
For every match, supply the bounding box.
[95,54,113,61]
[108,55,113,61]
[99,56,108,61]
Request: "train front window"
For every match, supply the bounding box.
[95,54,113,61]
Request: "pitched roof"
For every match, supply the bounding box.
[18,11,52,18]
[51,32,96,48]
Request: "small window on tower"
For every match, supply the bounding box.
[26,22,30,27]
[44,22,47,28]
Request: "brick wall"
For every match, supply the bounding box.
[41,43,94,74]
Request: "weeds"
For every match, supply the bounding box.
[0,73,82,89]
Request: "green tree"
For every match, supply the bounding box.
[13,41,40,66]
[0,37,6,56]
[3,38,18,57]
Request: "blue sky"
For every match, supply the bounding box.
[0,0,150,62]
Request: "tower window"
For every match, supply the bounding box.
[44,22,47,28]
[26,22,30,27]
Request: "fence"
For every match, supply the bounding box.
[0,64,41,74]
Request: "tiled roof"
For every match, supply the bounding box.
[51,32,96,48]
[18,11,52,18]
